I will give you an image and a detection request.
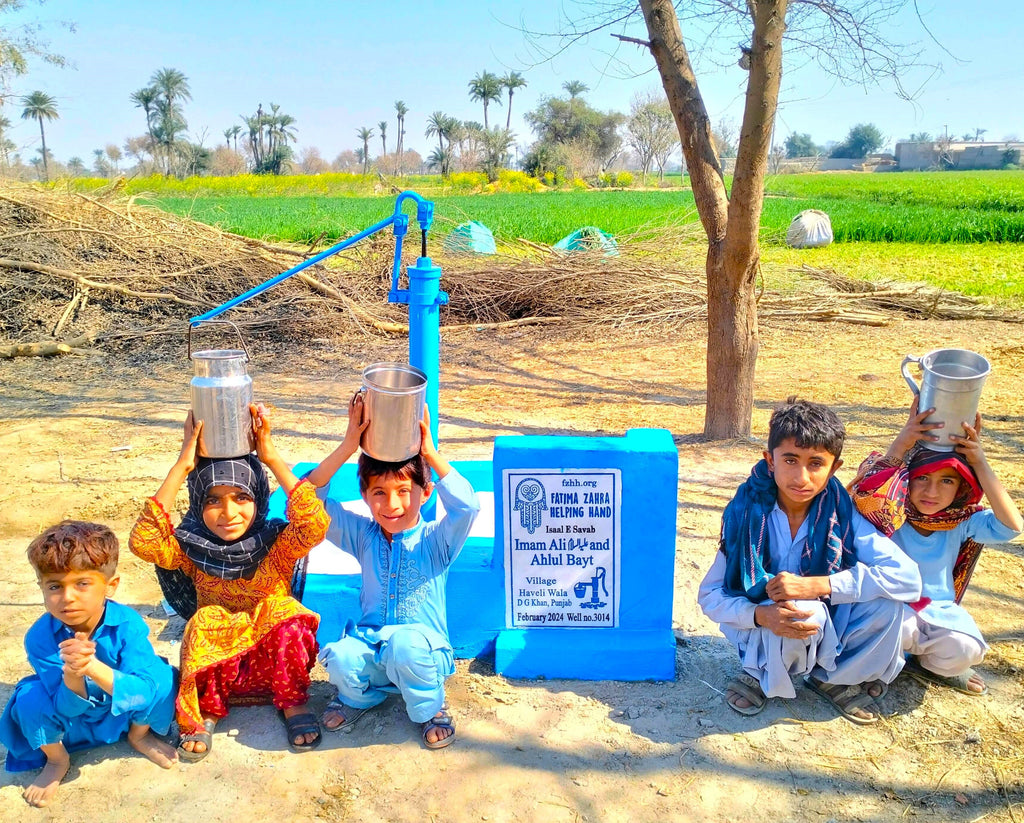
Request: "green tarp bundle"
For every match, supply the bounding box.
[443,220,497,255]
[553,226,619,256]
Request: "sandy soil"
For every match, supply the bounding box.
[1,318,1022,823]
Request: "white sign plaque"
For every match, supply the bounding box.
[503,468,621,628]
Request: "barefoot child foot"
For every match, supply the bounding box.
[128,723,177,768]
[22,743,70,808]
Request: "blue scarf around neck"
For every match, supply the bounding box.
[720,458,856,603]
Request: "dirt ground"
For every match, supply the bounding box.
[1,318,1023,823]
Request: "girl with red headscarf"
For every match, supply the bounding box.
[850,398,1022,695]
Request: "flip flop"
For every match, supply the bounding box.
[804,677,881,725]
[177,718,216,763]
[422,707,456,750]
[724,673,767,716]
[904,657,988,696]
[321,698,378,733]
[279,710,322,753]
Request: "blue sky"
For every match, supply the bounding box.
[2,0,1021,166]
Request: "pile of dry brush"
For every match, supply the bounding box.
[0,181,1018,360]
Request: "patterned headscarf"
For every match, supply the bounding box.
[905,447,983,531]
[849,447,983,535]
[174,454,287,579]
[720,458,857,603]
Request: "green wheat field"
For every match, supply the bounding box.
[74,170,1024,303]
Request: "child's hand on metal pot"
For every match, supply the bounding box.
[176,410,203,472]
[251,403,280,465]
[419,405,452,480]
[890,396,943,459]
[951,414,988,470]
[419,404,438,462]
[343,391,369,452]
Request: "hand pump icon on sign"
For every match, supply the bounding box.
[574,567,609,609]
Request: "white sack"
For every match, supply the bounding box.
[786,209,834,248]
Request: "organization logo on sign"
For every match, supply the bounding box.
[513,477,547,534]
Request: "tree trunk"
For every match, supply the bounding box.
[639,0,786,439]
[39,121,48,182]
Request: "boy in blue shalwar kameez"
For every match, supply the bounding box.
[698,399,922,724]
[0,521,176,807]
[308,396,480,749]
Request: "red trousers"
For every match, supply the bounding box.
[193,617,317,722]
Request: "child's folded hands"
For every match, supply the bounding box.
[59,632,96,676]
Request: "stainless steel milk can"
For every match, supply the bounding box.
[901,348,990,450]
[189,322,255,458]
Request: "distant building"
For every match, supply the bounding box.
[895,141,1023,171]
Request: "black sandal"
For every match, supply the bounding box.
[177,718,216,763]
[279,709,322,753]
[422,707,456,750]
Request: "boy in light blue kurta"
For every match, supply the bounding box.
[0,521,176,808]
[307,395,480,749]
[698,399,921,724]
[850,401,1023,695]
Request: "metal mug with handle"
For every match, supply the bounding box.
[901,348,990,451]
[359,362,428,462]
[189,321,255,458]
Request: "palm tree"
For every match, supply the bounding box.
[378,120,388,161]
[468,71,503,130]
[562,80,588,99]
[92,148,110,177]
[130,86,159,166]
[223,127,233,148]
[356,126,374,175]
[151,67,191,110]
[394,100,408,174]
[242,103,297,174]
[502,71,527,131]
[562,80,588,114]
[425,111,448,157]
[20,91,58,181]
[149,68,191,174]
[268,105,297,154]
[481,127,516,181]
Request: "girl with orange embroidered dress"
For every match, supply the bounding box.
[850,398,1022,696]
[129,405,328,761]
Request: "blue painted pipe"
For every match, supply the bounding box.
[189,191,448,493]
[190,214,396,325]
[407,256,445,451]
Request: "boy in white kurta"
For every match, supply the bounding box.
[698,399,921,724]
[850,401,1023,695]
